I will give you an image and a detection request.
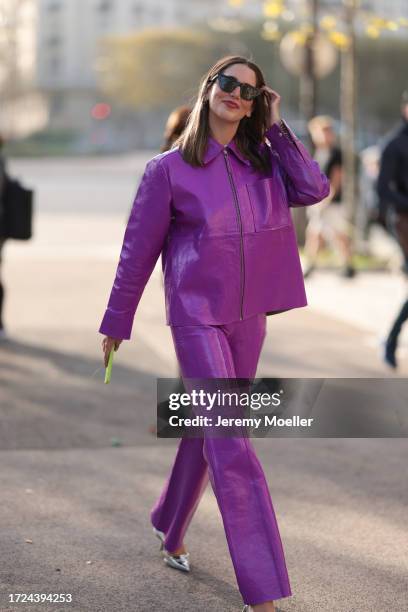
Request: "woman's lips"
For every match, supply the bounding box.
[223,100,240,109]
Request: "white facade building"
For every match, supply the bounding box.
[0,0,47,137]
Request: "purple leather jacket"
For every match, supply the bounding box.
[99,120,330,340]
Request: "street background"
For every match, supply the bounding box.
[0,156,407,611]
[1,0,408,611]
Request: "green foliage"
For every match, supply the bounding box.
[98,28,218,110]
[96,22,407,137]
[4,128,81,157]
[96,23,299,112]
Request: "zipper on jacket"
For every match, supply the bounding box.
[223,147,245,321]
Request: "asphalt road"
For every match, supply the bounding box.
[0,157,407,612]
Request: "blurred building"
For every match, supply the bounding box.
[36,0,233,139]
[0,0,47,137]
[5,0,407,147]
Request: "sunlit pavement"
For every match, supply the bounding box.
[0,157,407,611]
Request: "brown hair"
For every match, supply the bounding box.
[161,105,192,153]
[174,56,271,173]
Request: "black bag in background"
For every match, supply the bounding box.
[1,175,33,240]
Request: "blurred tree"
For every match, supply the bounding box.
[97,29,223,111]
[95,24,300,115]
[95,22,408,141]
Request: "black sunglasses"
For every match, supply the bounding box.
[209,73,262,102]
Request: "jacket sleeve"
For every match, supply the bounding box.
[265,120,330,207]
[99,156,172,340]
[377,140,408,214]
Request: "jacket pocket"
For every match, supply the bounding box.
[246,177,290,231]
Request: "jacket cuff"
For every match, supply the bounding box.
[265,119,306,160]
[266,119,297,143]
[99,309,134,340]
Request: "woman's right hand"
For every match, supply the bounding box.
[102,336,123,368]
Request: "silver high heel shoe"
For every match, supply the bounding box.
[152,526,190,573]
[242,606,279,612]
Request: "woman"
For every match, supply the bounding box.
[304,115,356,279]
[99,56,329,612]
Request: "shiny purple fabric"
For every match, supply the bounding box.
[150,313,292,605]
[99,120,330,340]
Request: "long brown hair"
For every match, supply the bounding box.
[175,56,272,173]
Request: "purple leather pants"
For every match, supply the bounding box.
[150,313,292,605]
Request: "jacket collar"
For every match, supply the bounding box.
[203,135,251,166]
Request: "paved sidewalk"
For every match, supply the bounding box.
[1,243,407,611]
[1,158,407,611]
[305,268,408,344]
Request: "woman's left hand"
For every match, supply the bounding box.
[261,86,281,128]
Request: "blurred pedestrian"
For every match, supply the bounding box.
[358,145,381,243]
[99,55,329,611]
[377,90,408,368]
[303,115,356,278]
[149,105,192,436]
[0,134,8,339]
